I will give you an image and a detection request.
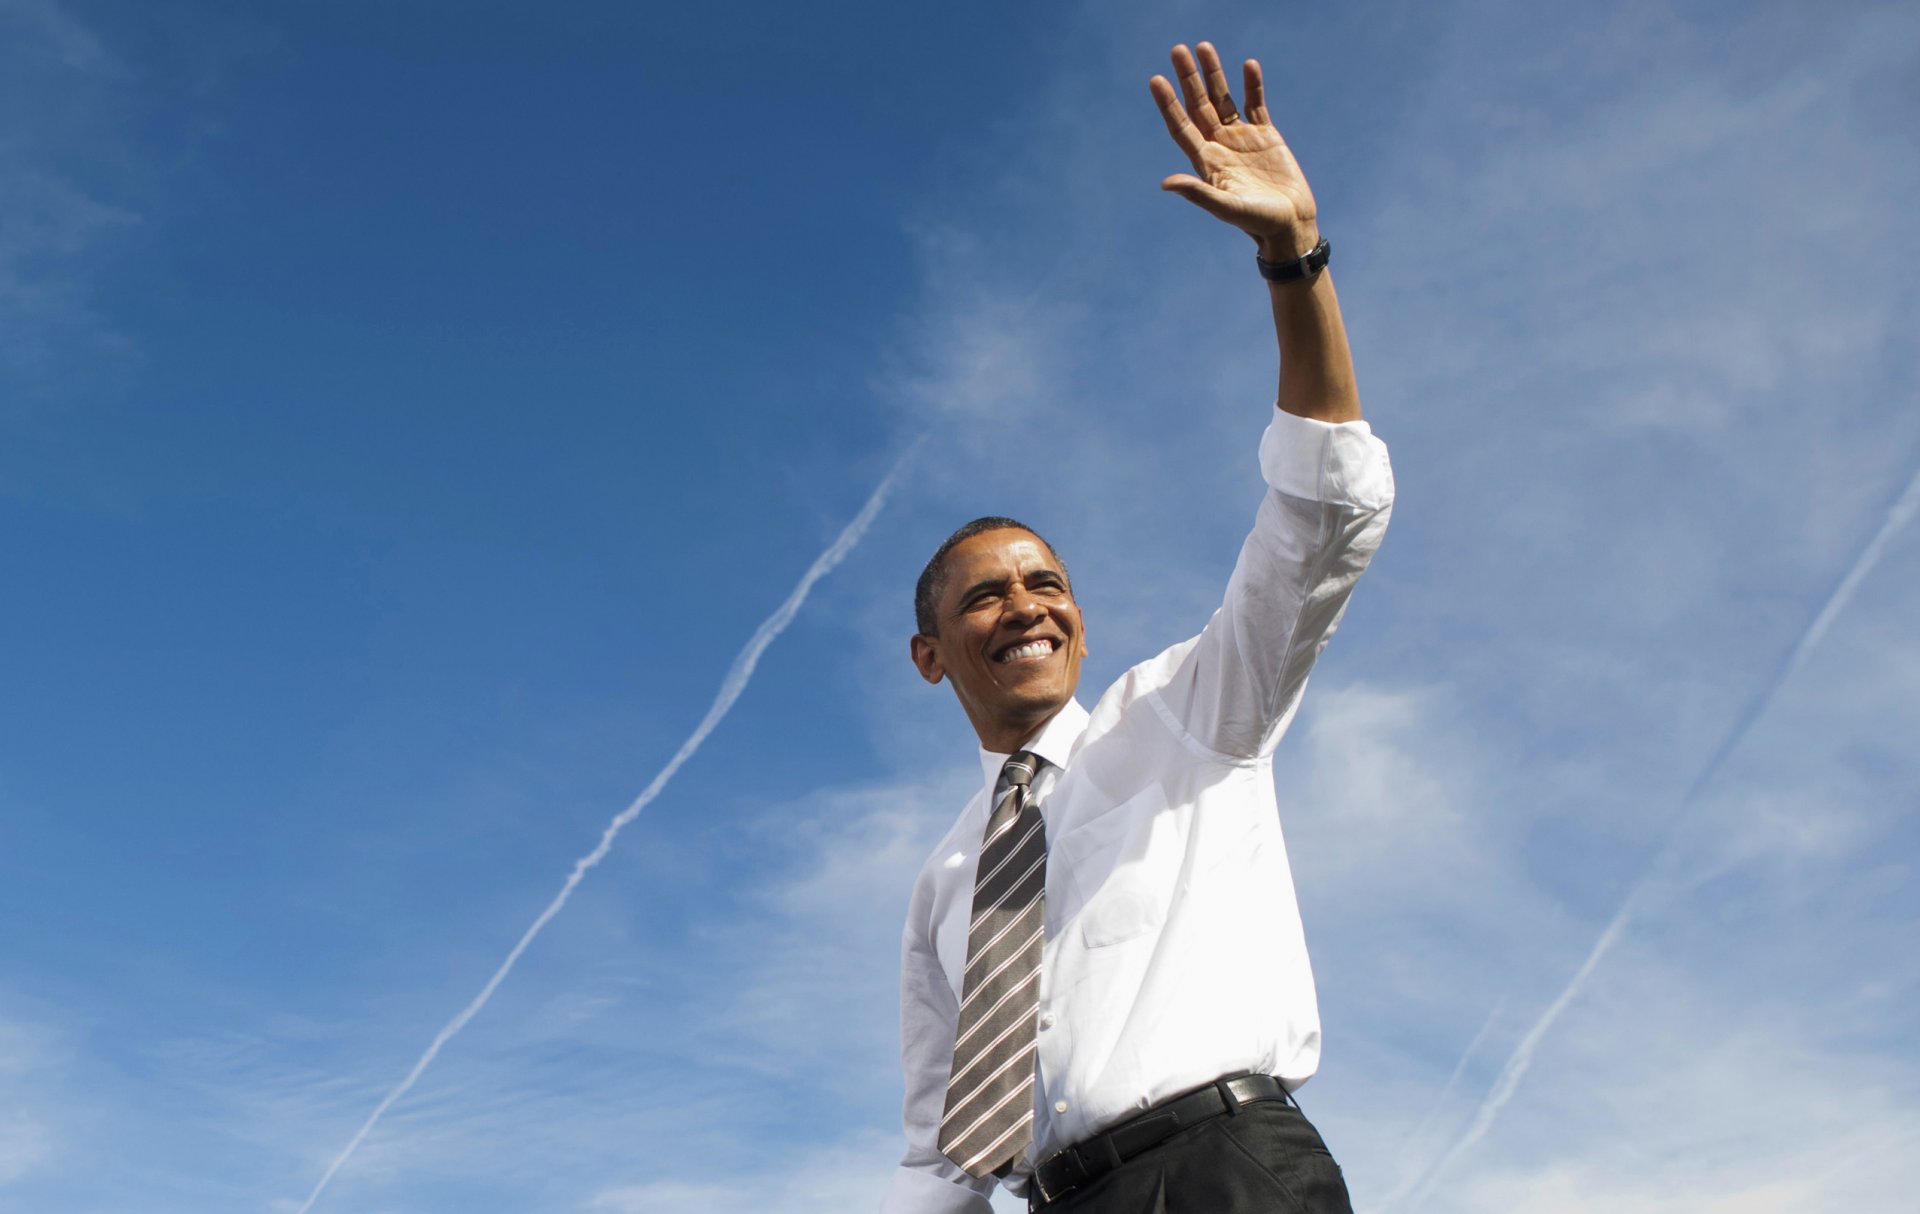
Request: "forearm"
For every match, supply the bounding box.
[1258,229,1362,424]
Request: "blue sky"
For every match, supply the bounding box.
[3,1,1916,1211]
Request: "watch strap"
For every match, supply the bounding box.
[1256,236,1331,284]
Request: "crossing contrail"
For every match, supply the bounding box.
[1384,456,1920,1213]
[293,443,922,1213]
[1372,997,1506,1211]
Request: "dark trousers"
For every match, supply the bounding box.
[1033,1099,1353,1214]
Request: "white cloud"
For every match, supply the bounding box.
[1291,684,1469,834]
[585,1129,900,1214]
[109,768,984,1212]
[0,1003,72,1188]
[1372,946,1920,1214]
[694,776,969,1094]
[585,1128,1035,1214]
[0,1108,53,1188]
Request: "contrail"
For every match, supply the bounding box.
[293,442,923,1214]
[1372,997,1506,1212]
[1385,456,1920,1213]
[1678,456,1920,808]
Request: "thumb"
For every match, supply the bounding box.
[1160,174,1242,223]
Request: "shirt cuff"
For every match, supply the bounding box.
[879,1165,997,1214]
[1257,406,1395,511]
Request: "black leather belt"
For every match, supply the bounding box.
[1028,1073,1292,1208]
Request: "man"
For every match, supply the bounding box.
[884,42,1394,1213]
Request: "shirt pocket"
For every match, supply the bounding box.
[1054,788,1168,949]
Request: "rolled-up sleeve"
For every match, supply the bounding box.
[1153,406,1394,760]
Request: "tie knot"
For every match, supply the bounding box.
[1000,750,1041,791]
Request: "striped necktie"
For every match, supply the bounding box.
[939,750,1048,1178]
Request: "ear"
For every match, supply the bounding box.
[909,633,946,685]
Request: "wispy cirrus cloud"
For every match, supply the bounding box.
[0,0,141,404]
[584,1129,906,1214]
[0,1007,65,1186]
[1367,311,1920,1214]
[1377,941,1920,1214]
[291,448,921,1213]
[3,4,1910,1213]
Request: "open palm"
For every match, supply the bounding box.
[1150,42,1319,254]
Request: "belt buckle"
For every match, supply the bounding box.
[1028,1157,1053,1209]
[1030,1162,1059,1209]
[1215,1075,1247,1115]
[1031,1145,1083,1208]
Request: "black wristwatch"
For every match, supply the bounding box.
[1255,236,1331,284]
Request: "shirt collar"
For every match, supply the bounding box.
[976,698,1091,791]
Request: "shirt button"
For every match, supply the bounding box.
[1039,1012,1055,1030]
[1054,1100,1069,1114]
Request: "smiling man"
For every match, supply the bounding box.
[909,522,1087,755]
[884,43,1395,1214]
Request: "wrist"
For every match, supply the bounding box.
[1254,224,1322,262]
[1256,235,1331,286]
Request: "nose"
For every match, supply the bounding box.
[1004,586,1046,625]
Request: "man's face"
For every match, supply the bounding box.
[910,528,1087,752]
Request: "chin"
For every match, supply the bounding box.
[1004,686,1073,718]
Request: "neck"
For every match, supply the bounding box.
[970,707,1060,755]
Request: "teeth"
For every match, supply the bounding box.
[999,639,1054,663]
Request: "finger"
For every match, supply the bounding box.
[1149,75,1207,162]
[1161,173,1245,225]
[1170,43,1222,132]
[1243,58,1270,125]
[1196,41,1239,124]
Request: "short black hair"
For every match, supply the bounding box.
[914,516,1068,636]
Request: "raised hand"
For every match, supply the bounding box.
[1150,42,1319,260]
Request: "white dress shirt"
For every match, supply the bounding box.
[882,407,1395,1214]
